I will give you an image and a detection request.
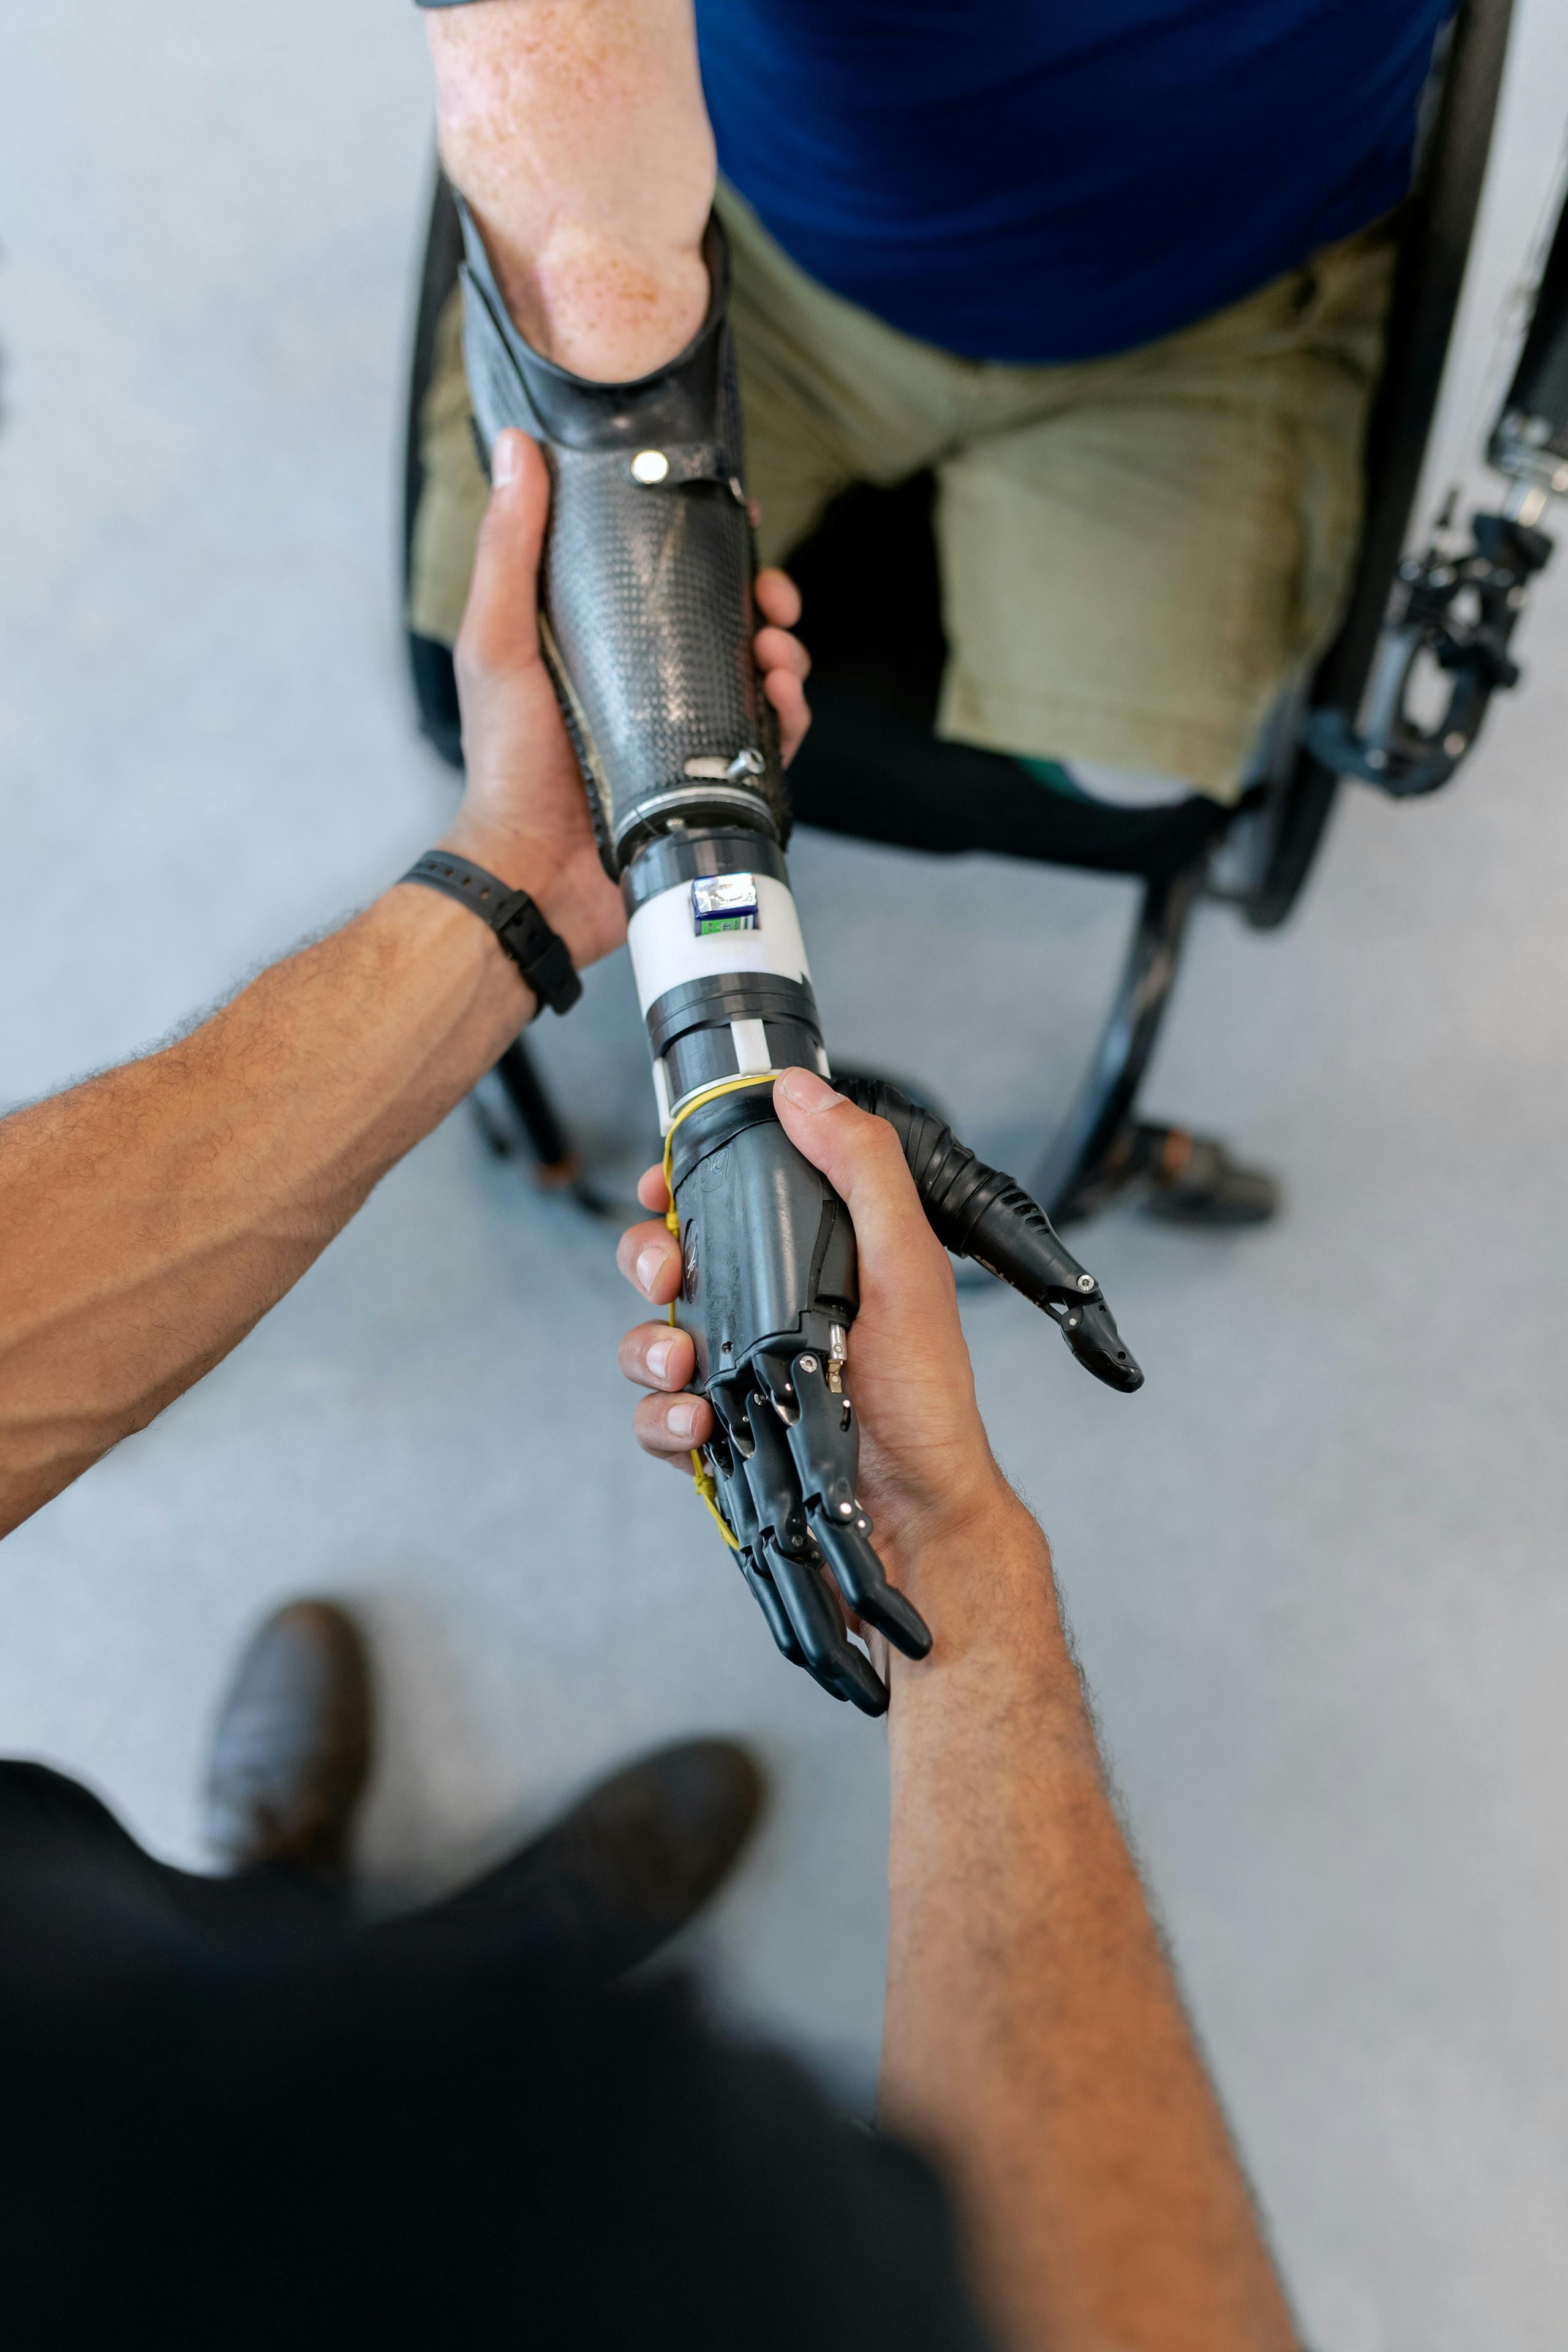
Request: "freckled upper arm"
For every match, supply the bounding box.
[426,0,715,377]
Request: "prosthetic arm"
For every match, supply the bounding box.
[458,207,1142,1713]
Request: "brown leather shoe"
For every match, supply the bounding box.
[203,1600,373,1887]
[431,1738,767,1973]
[1141,1128,1280,1227]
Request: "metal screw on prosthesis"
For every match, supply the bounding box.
[682,749,767,785]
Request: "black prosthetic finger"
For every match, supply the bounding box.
[708,1425,762,1553]
[737,1387,888,1709]
[763,1541,889,1716]
[1057,1292,1141,1391]
[775,1354,931,1657]
[835,1077,1144,1394]
[704,1419,807,1667]
[739,1551,807,1668]
[777,1355,858,1518]
[827,1657,891,1717]
[742,1389,810,1553]
[811,1515,932,1661]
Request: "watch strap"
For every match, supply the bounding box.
[401,850,582,1018]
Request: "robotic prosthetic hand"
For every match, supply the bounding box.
[458,206,1142,1714]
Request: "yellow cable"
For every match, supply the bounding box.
[691,1455,741,1549]
[658,1070,785,1553]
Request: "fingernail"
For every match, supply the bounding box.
[777,1066,838,1112]
[668,1400,701,1441]
[635,1244,668,1294]
[647,1336,678,1382]
[492,431,520,486]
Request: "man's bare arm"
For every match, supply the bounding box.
[617,1079,1298,2351]
[426,0,714,380]
[0,888,532,1537]
[879,1507,1298,2352]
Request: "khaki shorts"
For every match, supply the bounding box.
[409,185,1395,805]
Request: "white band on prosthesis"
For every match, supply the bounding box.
[626,873,813,1016]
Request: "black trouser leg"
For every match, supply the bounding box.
[0,1760,621,1971]
[0,1760,345,1967]
[370,1835,643,1980]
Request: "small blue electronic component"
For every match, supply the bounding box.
[690,872,759,935]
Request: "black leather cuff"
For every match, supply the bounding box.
[401,851,582,1019]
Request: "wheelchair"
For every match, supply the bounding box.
[400,0,1564,1230]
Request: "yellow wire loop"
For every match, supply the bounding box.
[690,1451,741,1549]
[657,1070,785,1553]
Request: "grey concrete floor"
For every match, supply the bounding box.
[3,7,1568,2346]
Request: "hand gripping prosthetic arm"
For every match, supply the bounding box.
[458,206,1142,1714]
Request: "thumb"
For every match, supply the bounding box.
[772,1068,954,1309]
[456,428,549,677]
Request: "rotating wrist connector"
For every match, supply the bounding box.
[623,826,826,1129]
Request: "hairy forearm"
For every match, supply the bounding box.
[0,888,527,1536]
[881,1499,1297,2352]
[427,0,714,379]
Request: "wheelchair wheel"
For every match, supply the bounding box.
[403,165,466,772]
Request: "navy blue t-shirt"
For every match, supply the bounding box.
[694,0,1449,363]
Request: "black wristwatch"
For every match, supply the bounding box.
[401,850,582,1018]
